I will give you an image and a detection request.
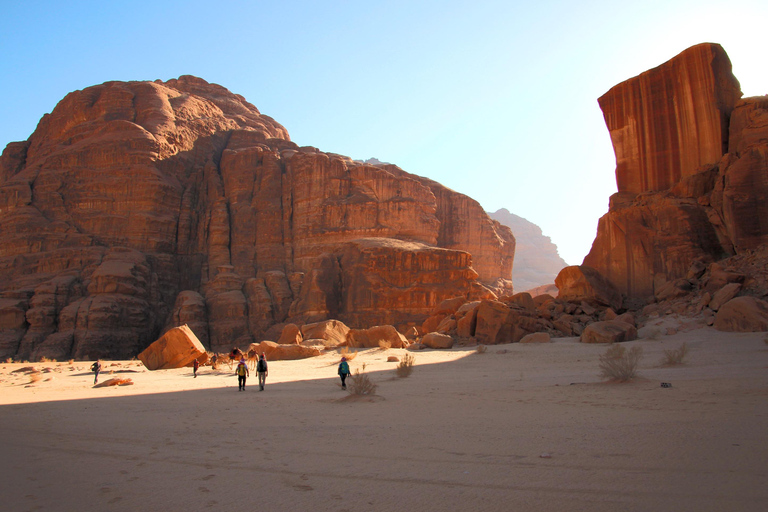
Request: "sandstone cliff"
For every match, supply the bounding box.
[0,76,514,359]
[488,208,567,292]
[578,43,768,301]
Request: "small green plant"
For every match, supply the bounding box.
[475,344,487,354]
[598,344,643,382]
[661,342,689,366]
[348,363,377,395]
[396,353,415,378]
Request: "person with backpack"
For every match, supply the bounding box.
[193,358,199,378]
[235,358,249,391]
[256,353,268,391]
[91,359,102,385]
[338,356,350,390]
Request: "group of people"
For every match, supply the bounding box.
[235,353,269,391]
[90,351,352,391]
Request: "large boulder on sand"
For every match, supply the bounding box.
[580,320,638,344]
[421,332,455,349]
[300,319,350,347]
[346,325,408,348]
[251,340,321,360]
[138,325,207,370]
[714,296,768,332]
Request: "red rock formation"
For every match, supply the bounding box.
[577,43,768,301]
[0,76,515,359]
[138,325,207,370]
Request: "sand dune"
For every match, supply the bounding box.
[1,324,767,511]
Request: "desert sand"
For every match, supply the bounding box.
[1,321,767,512]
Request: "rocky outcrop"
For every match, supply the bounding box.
[581,43,768,301]
[713,296,768,332]
[488,208,567,292]
[138,325,207,370]
[0,76,516,360]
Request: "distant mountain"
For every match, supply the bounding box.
[488,209,567,293]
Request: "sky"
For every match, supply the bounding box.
[1,0,767,266]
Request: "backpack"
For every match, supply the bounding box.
[257,359,267,372]
[91,362,98,372]
[237,363,247,376]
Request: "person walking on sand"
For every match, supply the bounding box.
[91,359,102,385]
[236,357,249,391]
[193,358,199,378]
[256,353,268,391]
[338,356,351,390]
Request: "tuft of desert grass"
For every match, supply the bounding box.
[348,363,377,395]
[396,353,415,378]
[598,344,643,382]
[661,342,689,366]
[339,346,358,361]
[475,344,487,354]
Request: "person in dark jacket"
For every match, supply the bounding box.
[91,360,102,385]
[257,353,268,391]
[338,357,351,390]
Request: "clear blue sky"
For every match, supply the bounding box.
[2,0,766,265]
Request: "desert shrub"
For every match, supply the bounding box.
[661,342,689,366]
[4,358,12,364]
[339,346,358,361]
[29,371,42,384]
[598,344,643,382]
[378,340,392,350]
[475,344,487,354]
[348,363,377,395]
[396,353,415,378]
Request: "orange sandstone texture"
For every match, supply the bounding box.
[0,76,514,359]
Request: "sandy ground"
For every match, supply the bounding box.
[1,323,767,512]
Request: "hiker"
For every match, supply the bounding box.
[91,359,102,385]
[193,358,199,378]
[338,356,351,390]
[211,353,218,370]
[235,357,249,391]
[257,353,268,391]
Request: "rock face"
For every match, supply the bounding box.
[488,208,567,292]
[578,43,768,300]
[137,325,207,370]
[0,76,515,360]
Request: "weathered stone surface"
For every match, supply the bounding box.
[713,296,768,332]
[599,43,741,194]
[138,325,207,370]
[300,319,349,347]
[473,300,540,344]
[421,332,454,349]
[250,340,321,360]
[0,76,516,360]
[488,208,567,292]
[520,332,551,343]
[555,266,622,311]
[708,283,742,311]
[580,320,638,344]
[583,44,768,300]
[277,324,302,345]
[346,325,408,349]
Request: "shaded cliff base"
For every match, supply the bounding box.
[2,325,767,511]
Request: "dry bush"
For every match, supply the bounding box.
[396,353,415,378]
[475,344,487,354]
[378,340,392,350]
[67,359,74,364]
[661,342,689,366]
[4,358,12,364]
[348,363,377,395]
[339,346,358,361]
[598,344,643,382]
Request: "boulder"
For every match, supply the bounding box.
[421,332,454,349]
[555,266,623,311]
[250,340,321,360]
[138,325,207,370]
[519,332,551,343]
[300,319,349,347]
[504,292,535,311]
[614,312,636,327]
[580,320,638,344]
[346,325,408,349]
[714,297,768,332]
[277,324,302,345]
[708,283,742,311]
